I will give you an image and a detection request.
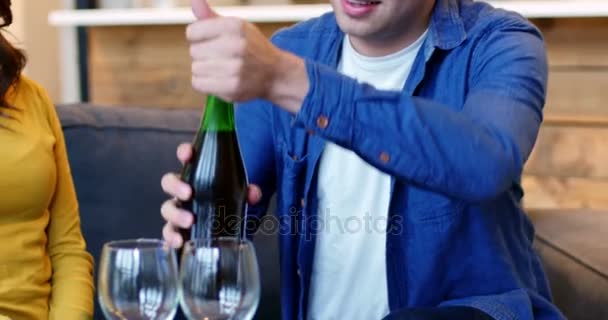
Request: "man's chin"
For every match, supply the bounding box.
[336,14,365,31]
[337,22,377,39]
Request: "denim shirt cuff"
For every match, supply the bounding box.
[294,60,356,148]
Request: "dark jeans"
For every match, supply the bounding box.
[178,305,493,320]
[383,306,494,320]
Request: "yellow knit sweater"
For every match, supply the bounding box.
[0,76,94,319]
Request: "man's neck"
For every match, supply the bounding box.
[349,29,427,57]
[348,3,434,57]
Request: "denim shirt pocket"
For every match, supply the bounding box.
[277,141,308,215]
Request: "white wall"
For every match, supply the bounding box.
[5,1,25,48]
[5,0,66,102]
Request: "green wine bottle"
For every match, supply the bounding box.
[179,95,247,243]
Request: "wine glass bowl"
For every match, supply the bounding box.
[179,237,260,320]
[97,239,179,320]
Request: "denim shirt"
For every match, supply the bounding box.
[236,0,564,319]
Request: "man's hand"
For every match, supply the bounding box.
[160,143,263,248]
[187,0,309,113]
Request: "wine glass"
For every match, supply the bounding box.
[179,237,261,320]
[98,239,179,320]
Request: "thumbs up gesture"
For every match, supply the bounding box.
[187,0,308,111]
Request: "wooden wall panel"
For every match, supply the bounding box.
[523,122,608,210]
[521,18,608,210]
[529,18,608,123]
[532,18,608,68]
[88,18,608,112]
[88,23,290,108]
[544,69,608,121]
[89,25,200,108]
[525,126,608,179]
[522,176,608,210]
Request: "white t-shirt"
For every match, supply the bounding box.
[307,30,428,320]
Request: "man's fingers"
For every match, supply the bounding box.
[189,37,245,60]
[191,75,238,100]
[247,184,262,205]
[177,143,193,165]
[161,173,192,201]
[162,223,183,248]
[191,59,241,78]
[160,199,193,229]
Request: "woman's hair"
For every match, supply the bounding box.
[0,0,26,114]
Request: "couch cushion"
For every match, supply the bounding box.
[57,103,281,320]
[529,209,608,320]
[58,103,200,255]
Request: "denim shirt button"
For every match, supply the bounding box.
[300,198,306,208]
[380,152,390,164]
[316,116,329,129]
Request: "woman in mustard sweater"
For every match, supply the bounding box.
[0,1,94,319]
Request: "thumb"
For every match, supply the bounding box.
[192,0,218,20]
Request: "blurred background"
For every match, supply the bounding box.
[17,0,606,211]
[5,0,328,104]
[6,0,64,102]
[5,1,608,319]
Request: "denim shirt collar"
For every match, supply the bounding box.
[325,0,467,65]
[428,0,468,50]
[306,0,468,197]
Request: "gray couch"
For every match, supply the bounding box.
[57,103,606,320]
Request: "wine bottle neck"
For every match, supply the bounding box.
[201,95,235,132]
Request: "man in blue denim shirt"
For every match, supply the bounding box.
[161,0,565,319]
